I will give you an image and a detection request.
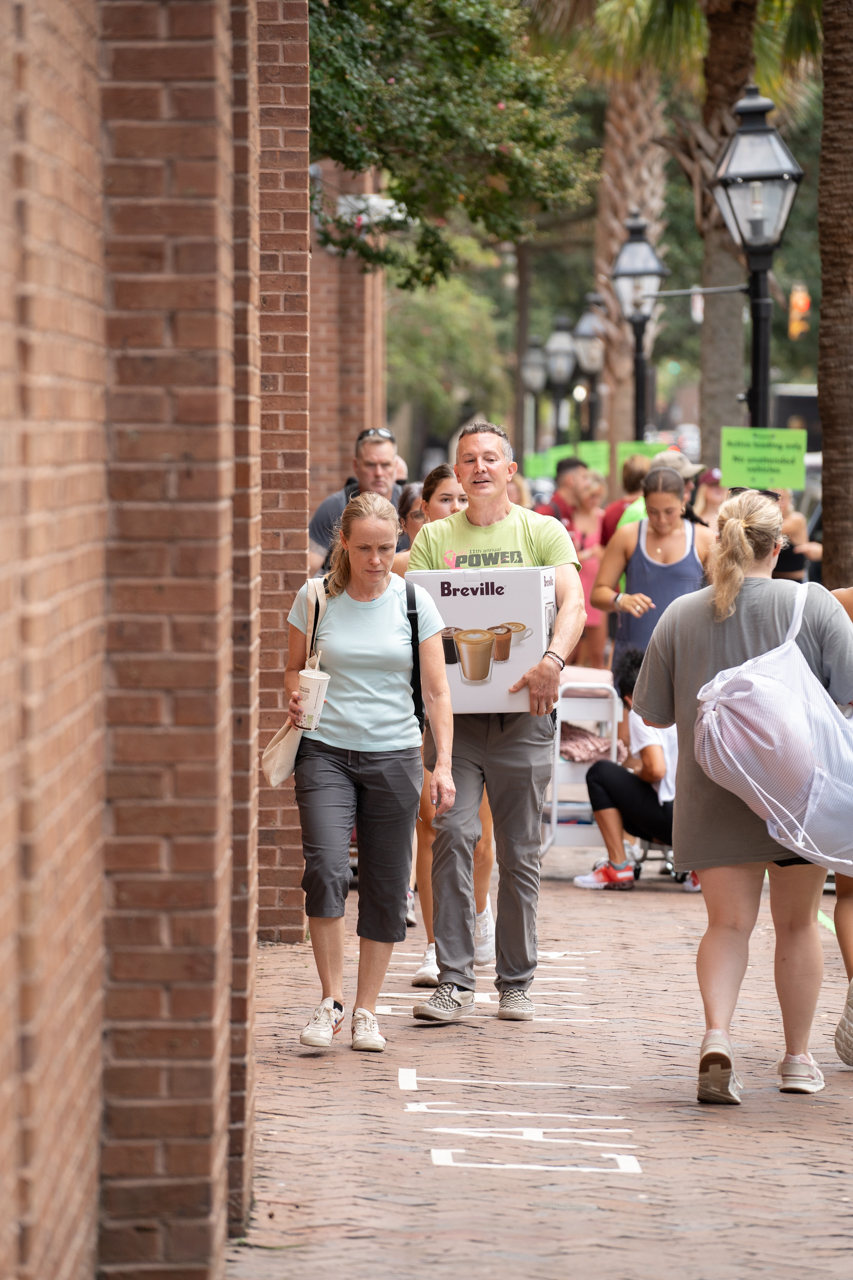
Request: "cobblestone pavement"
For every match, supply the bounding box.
[228,850,853,1279]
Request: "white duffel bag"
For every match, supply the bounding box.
[694,581,853,872]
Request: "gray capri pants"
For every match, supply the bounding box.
[293,737,423,943]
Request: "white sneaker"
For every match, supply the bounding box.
[299,996,345,1048]
[474,896,496,966]
[351,1007,386,1052]
[683,871,702,893]
[411,943,440,987]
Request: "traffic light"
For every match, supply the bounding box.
[788,283,811,341]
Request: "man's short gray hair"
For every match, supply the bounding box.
[456,422,514,463]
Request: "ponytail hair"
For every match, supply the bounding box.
[709,491,784,620]
[326,491,399,598]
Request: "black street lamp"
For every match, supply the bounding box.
[611,213,669,441]
[712,85,803,429]
[544,315,576,444]
[573,293,607,439]
[520,335,548,453]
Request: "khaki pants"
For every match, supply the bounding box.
[425,713,555,991]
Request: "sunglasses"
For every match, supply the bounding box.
[356,427,396,444]
[728,487,781,502]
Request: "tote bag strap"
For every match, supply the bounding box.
[305,577,328,668]
[406,580,425,733]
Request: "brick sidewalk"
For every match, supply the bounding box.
[228,852,853,1279]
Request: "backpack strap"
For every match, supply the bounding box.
[406,580,425,733]
[785,581,810,644]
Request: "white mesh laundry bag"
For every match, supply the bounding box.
[694,582,853,871]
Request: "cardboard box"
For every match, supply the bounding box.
[406,566,557,713]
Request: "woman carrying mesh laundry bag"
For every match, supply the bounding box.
[286,491,455,1054]
[633,490,853,1104]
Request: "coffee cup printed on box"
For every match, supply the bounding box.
[504,621,533,647]
[487,625,512,663]
[441,626,461,664]
[455,629,495,684]
[296,667,330,730]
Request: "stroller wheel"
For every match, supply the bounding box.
[633,862,642,881]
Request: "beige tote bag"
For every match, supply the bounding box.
[261,578,327,787]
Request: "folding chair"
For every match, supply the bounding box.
[541,680,622,856]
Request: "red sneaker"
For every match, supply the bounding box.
[573,859,635,890]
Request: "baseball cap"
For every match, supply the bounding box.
[697,467,722,486]
[649,450,704,480]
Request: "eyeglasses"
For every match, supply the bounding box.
[356,427,396,444]
[728,487,781,502]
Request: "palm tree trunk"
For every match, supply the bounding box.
[662,1,759,465]
[698,1,759,463]
[593,72,666,475]
[818,0,853,589]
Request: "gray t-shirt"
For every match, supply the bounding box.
[633,578,853,869]
[309,482,404,573]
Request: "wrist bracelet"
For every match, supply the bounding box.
[543,650,565,671]
[613,592,623,611]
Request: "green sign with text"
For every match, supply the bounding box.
[524,440,610,480]
[720,427,807,490]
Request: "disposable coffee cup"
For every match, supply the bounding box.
[296,668,330,730]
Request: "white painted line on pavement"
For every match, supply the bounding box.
[398,1071,627,1090]
[404,1104,629,1122]
[428,1127,637,1149]
[430,1149,642,1174]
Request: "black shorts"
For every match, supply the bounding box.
[586,758,673,847]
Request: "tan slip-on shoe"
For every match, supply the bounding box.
[697,1029,743,1104]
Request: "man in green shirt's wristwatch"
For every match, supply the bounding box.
[409,424,585,1025]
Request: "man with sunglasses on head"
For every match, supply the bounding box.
[309,427,405,576]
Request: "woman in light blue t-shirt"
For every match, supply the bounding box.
[285,491,455,1054]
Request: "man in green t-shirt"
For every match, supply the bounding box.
[409,423,584,1024]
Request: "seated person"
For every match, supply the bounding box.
[573,646,679,891]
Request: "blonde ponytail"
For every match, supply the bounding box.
[709,491,784,619]
[325,490,399,598]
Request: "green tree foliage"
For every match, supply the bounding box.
[310,0,594,288]
[386,276,511,434]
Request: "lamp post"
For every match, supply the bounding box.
[520,335,548,454]
[711,85,803,429]
[544,315,576,444]
[573,293,607,439]
[611,212,669,441]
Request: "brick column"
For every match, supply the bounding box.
[257,0,310,943]
[100,2,235,1274]
[229,0,260,1233]
[12,2,107,1277]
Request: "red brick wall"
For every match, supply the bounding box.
[308,162,387,514]
[0,10,21,1278]
[14,1,107,1277]
[229,0,260,1233]
[257,0,311,942]
[100,1,235,1273]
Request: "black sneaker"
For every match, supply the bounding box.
[498,989,534,1021]
[413,982,475,1022]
